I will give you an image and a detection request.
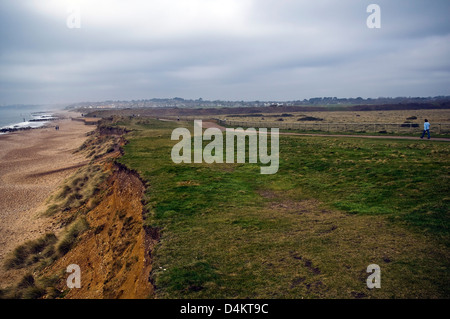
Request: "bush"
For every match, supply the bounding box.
[297,116,324,121]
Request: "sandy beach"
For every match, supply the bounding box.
[0,112,94,288]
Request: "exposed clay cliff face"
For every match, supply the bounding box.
[41,162,154,299]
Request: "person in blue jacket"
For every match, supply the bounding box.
[420,119,430,139]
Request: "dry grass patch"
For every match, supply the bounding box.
[223,109,450,124]
[255,191,449,298]
[3,233,57,270]
[43,164,107,216]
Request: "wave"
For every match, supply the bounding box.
[0,111,57,133]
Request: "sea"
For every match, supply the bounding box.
[0,104,61,132]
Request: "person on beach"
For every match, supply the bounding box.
[420,119,430,139]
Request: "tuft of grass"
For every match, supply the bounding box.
[0,273,47,299]
[44,164,107,216]
[76,128,123,160]
[3,233,57,270]
[56,217,89,256]
[156,261,219,295]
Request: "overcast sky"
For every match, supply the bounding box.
[0,0,449,105]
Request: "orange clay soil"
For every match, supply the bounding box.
[39,157,155,299]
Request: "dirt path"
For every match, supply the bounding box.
[0,113,94,287]
[280,132,450,141]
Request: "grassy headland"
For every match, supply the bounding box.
[115,118,449,298]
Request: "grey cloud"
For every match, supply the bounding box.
[1,0,449,104]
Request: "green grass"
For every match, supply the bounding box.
[278,137,450,237]
[117,118,450,299]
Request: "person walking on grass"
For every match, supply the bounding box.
[420,119,430,139]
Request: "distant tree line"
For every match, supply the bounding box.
[66,96,450,111]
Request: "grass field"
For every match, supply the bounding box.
[220,109,450,124]
[169,109,450,137]
[116,118,449,299]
